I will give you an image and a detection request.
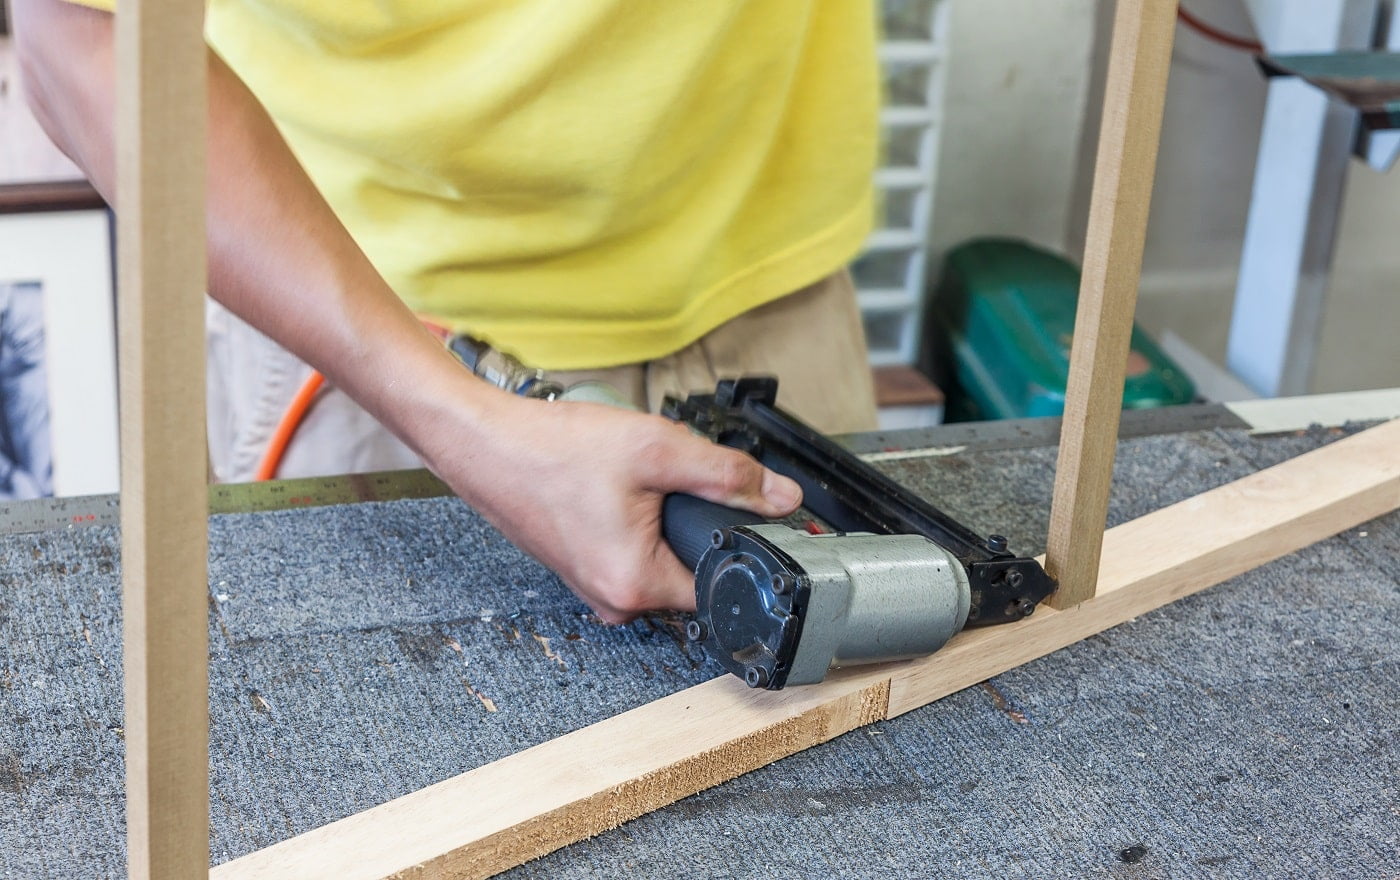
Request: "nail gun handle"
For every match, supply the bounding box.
[661,493,766,571]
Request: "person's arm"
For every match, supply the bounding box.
[11,0,803,623]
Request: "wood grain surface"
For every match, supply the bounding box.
[116,1,210,877]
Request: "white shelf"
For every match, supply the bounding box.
[858,288,920,312]
[864,228,923,252]
[880,106,941,127]
[857,0,949,370]
[874,167,931,189]
[877,41,947,64]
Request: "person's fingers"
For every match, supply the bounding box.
[758,468,803,515]
[578,536,698,624]
[638,423,802,517]
[694,445,802,516]
[649,542,699,613]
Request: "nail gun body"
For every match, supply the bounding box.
[662,377,1057,690]
[444,332,1055,692]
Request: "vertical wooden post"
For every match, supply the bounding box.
[1045,0,1178,609]
[116,0,209,876]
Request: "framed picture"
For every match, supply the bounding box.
[0,206,118,499]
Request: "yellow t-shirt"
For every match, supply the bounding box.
[77,0,879,369]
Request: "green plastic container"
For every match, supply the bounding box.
[924,238,1195,421]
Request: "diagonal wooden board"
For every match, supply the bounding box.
[213,417,1400,880]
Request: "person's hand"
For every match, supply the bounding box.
[418,390,803,624]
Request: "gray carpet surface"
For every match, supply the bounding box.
[1,424,1395,878]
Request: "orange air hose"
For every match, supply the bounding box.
[254,370,326,481]
[253,316,453,481]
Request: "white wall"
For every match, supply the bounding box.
[1131,0,1399,393]
[928,0,1100,262]
[930,0,1399,393]
[1140,0,1400,290]
[1331,159,1400,274]
[932,0,1400,285]
[1141,0,1269,287]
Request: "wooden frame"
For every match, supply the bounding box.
[112,0,1398,878]
[1044,0,1179,607]
[116,0,207,877]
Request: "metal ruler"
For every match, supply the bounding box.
[840,402,1248,455]
[0,404,1249,538]
[0,469,453,537]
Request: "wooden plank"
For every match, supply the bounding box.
[116,0,209,877]
[213,418,1400,880]
[872,365,944,408]
[1044,0,1178,608]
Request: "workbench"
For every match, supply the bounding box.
[2,396,1396,878]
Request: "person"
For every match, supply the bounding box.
[12,0,881,623]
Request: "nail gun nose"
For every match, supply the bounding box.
[689,525,971,689]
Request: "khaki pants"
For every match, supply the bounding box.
[206,270,877,482]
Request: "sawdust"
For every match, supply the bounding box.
[980,682,1029,724]
[249,690,273,714]
[463,679,497,712]
[533,634,566,670]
